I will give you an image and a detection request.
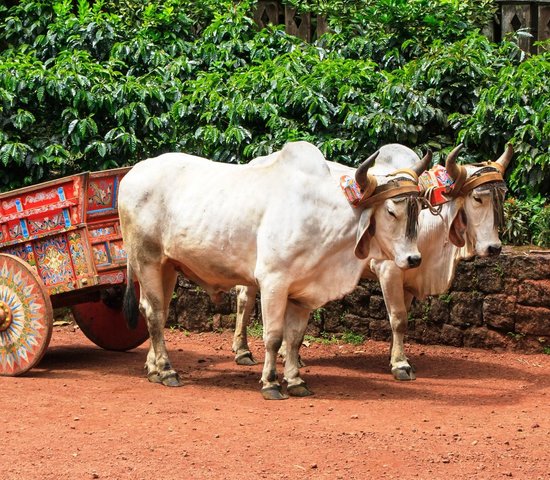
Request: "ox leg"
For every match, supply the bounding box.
[138,263,181,387]
[400,291,415,369]
[375,261,415,381]
[258,287,288,400]
[232,286,258,366]
[386,290,416,381]
[278,339,306,368]
[232,286,305,368]
[283,302,313,397]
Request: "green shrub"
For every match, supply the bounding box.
[502,196,549,247]
[0,0,547,234]
[289,0,495,67]
[531,203,550,247]
[454,42,550,198]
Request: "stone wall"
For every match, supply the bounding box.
[168,247,550,353]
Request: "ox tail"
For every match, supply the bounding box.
[123,262,140,330]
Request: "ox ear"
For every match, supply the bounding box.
[449,208,467,247]
[355,208,376,259]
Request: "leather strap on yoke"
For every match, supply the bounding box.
[486,161,505,175]
[460,171,505,193]
[390,168,419,182]
[357,180,419,208]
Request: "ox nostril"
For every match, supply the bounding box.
[407,255,422,268]
[488,245,502,256]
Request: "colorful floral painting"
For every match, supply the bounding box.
[34,235,74,291]
[2,244,37,269]
[110,240,127,264]
[68,231,91,279]
[92,243,110,267]
[0,256,51,375]
[88,180,114,210]
[89,226,116,238]
[8,222,25,241]
[28,211,69,235]
[98,270,125,285]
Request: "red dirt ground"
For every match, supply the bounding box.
[1,325,549,480]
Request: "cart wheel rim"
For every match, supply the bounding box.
[0,254,53,376]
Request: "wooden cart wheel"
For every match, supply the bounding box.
[71,285,149,352]
[0,253,53,376]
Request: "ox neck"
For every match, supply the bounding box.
[404,201,470,299]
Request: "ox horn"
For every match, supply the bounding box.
[495,143,514,172]
[411,149,432,176]
[445,143,464,181]
[355,150,380,193]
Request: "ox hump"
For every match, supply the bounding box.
[373,144,420,174]
[271,141,331,177]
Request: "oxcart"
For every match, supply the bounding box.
[0,168,149,376]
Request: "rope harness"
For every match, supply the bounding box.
[419,162,506,206]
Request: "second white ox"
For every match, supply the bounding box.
[119,141,429,399]
[232,144,512,380]
[371,143,511,379]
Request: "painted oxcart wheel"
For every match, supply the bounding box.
[0,254,53,376]
[71,286,149,352]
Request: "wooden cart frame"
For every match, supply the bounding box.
[0,168,148,376]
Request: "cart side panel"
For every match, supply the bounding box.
[0,173,100,296]
[1,168,133,293]
[86,167,132,285]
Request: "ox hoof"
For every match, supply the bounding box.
[287,383,313,397]
[147,372,163,384]
[148,371,182,387]
[235,351,258,366]
[162,374,183,387]
[261,386,289,401]
[391,366,416,381]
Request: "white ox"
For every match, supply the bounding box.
[232,144,512,380]
[118,141,429,399]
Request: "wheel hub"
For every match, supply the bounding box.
[0,301,12,332]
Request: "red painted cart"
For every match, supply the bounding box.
[0,168,149,376]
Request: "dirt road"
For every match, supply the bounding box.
[1,326,549,479]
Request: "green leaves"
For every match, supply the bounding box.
[456,44,550,197]
[503,196,549,247]
[0,142,33,166]
[12,109,36,130]
[0,0,547,232]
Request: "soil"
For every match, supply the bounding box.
[1,325,549,480]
